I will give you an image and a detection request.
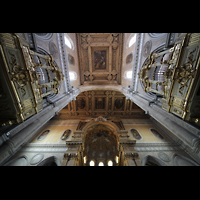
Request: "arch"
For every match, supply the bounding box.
[35,33,53,41]
[126,33,137,49]
[64,33,74,50]
[82,119,121,144]
[82,119,120,166]
[148,33,167,39]
[37,156,61,166]
[4,155,28,166]
[172,154,199,166]
[142,155,168,166]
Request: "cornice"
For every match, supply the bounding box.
[134,142,182,152]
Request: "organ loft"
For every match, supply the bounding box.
[0,33,200,166]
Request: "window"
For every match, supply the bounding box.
[89,160,95,166]
[83,156,86,164]
[69,71,77,81]
[124,70,132,79]
[64,33,74,50]
[129,34,136,48]
[98,162,104,166]
[108,160,113,166]
[116,156,119,164]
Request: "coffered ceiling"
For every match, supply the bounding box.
[54,90,149,120]
[76,33,124,86]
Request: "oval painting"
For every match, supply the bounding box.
[37,130,50,141]
[126,53,133,64]
[130,129,142,140]
[143,40,152,57]
[60,129,72,141]
[150,129,164,140]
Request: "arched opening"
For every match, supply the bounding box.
[37,156,60,166]
[142,155,168,166]
[83,123,119,166]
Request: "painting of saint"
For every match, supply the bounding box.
[37,130,50,141]
[115,98,123,109]
[94,50,106,70]
[130,129,142,140]
[61,129,72,141]
[77,98,85,109]
[96,97,105,109]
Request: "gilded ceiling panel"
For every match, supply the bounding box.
[76,33,124,85]
[54,90,148,120]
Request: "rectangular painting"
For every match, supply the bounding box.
[95,97,105,109]
[94,50,107,70]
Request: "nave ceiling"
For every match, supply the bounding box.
[54,90,148,120]
[76,33,124,86]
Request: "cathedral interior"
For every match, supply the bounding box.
[0,33,200,166]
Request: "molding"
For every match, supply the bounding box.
[135,142,181,152]
[129,33,145,92]
[56,33,68,93]
[22,143,68,153]
[57,33,71,92]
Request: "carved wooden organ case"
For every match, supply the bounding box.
[0,33,64,126]
[138,33,200,124]
[76,33,124,85]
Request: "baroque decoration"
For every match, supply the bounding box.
[76,33,124,86]
[62,117,141,166]
[0,33,64,126]
[55,90,148,119]
[138,33,200,124]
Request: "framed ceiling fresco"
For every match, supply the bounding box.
[76,33,124,85]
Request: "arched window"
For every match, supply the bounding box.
[89,160,95,166]
[108,160,113,166]
[98,162,104,166]
[69,71,77,81]
[116,156,119,164]
[124,70,132,79]
[83,156,87,164]
[64,33,74,50]
[128,34,136,48]
[35,33,53,40]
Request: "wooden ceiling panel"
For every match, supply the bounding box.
[54,90,149,120]
[76,33,124,86]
